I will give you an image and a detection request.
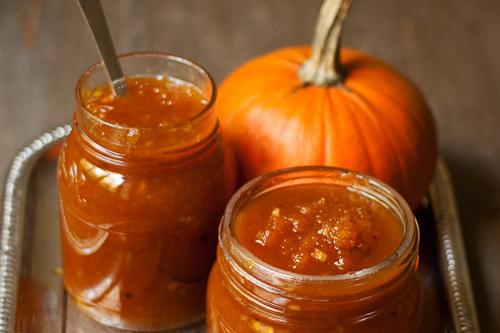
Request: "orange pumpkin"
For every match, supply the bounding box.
[217,0,437,209]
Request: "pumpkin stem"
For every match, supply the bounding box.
[299,0,352,86]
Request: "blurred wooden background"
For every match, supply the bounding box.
[0,0,499,331]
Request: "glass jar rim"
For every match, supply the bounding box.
[75,51,217,133]
[220,165,419,285]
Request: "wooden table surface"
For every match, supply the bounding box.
[1,0,499,331]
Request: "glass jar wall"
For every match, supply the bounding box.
[207,166,422,333]
[58,52,236,331]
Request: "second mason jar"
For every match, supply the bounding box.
[58,52,236,330]
[207,166,422,333]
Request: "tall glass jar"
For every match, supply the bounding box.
[58,52,236,331]
[207,167,422,333]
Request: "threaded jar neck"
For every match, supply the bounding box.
[74,52,218,165]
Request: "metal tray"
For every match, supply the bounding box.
[0,126,480,333]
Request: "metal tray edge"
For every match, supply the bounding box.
[0,125,71,332]
[430,160,481,333]
[0,126,481,333]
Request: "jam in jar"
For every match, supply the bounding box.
[207,166,421,332]
[58,53,236,330]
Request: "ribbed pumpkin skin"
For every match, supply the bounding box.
[217,47,437,209]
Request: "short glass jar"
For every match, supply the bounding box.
[58,53,236,330]
[207,166,422,333]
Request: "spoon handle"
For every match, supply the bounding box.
[78,0,127,96]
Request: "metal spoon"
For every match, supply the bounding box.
[77,0,127,96]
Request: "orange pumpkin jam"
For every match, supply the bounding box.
[207,168,422,333]
[86,77,205,127]
[58,54,236,331]
[234,185,403,275]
